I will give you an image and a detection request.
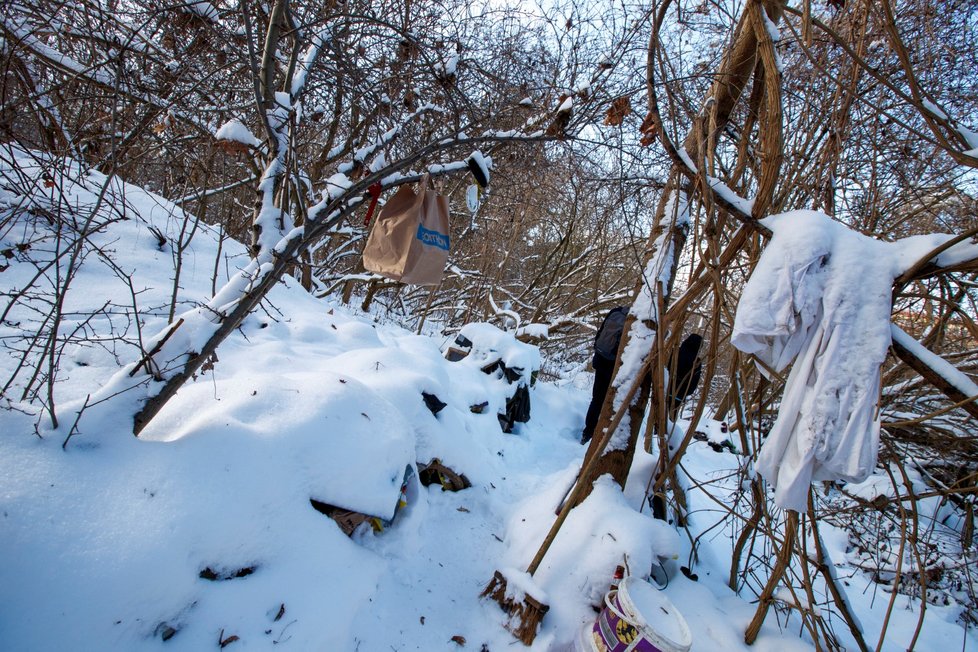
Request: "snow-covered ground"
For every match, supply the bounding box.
[1,152,974,651]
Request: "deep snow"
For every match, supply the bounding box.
[0,151,974,651]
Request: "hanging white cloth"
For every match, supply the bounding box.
[732,211,900,512]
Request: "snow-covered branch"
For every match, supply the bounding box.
[890,323,978,420]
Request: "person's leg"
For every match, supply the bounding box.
[581,359,613,443]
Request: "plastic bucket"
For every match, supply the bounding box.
[574,623,600,652]
[591,577,692,652]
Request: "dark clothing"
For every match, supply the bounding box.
[667,334,703,418]
[581,304,704,442]
[499,384,531,433]
[581,306,628,443]
[592,306,628,366]
[582,355,615,443]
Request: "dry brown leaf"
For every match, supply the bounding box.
[450,635,466,646]
[347,160,366,180]
[639,111,659,146]
[201,353,218,374]
[603,97,632,126]
[546,95,573,138]
[545,112,570,138]
[217,140,250,156]
[218,629,239,648]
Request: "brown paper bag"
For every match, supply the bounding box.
[362,174,450,286]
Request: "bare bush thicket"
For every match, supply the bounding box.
[567,0,978,646]
[1,0,659,428]
[2,0,978,648]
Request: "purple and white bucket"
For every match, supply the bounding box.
[579,577,692,652]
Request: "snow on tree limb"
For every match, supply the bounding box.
[895,226,978,284]
[890,324,978,420]
[488,293,521,331]
[214,119,262,149]
[107,127,555,434]
[0,16,210,137]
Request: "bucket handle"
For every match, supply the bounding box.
[603,590,649,652]
[604,589,689,652]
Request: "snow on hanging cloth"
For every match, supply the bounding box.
[732,211,906,512]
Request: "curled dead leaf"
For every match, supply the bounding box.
[639,111,659,146]
[218,628,239,648]
[347,160,366,180]
[603,97,632,127]
[201,353,218,374]
[546,95,573,138]
[217,140,250,156]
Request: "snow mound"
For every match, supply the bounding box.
[456,322,541,384]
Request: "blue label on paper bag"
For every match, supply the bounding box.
[416,224,450,251]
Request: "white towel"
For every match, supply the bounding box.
[732,211,897,511]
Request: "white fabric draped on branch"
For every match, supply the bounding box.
[732,211,903,511]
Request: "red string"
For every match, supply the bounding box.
[362,182,383,227]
